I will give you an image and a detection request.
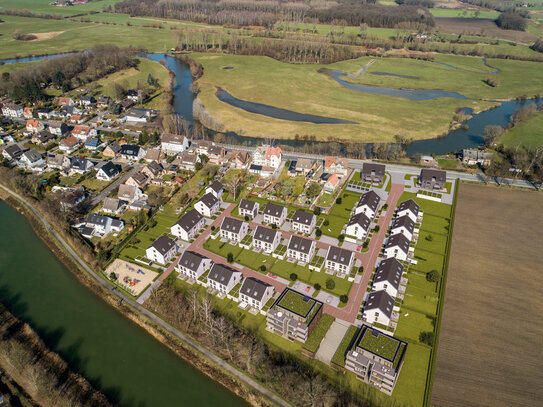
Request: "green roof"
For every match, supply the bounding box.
[358,327,400,361]
[276,289,317,317]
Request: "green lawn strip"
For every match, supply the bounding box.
[303,314,335,353]
[412,250,444,274]
[395,310,435,344]
[416,230,448,254]
[320,215,345,237]
[331,325,358,367]
[437,158,458,169]
[391,343,431,406]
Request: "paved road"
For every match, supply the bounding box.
[89,164,142,206]
[0,183,292,407]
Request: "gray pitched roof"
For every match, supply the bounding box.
[357,190,380,212]
[239,199,257,211]
[420,168,446,183]
[178,250,208,272]
[208,180,223,193]
[348,212,371,230]
[22,149,42,163]
[146,160,163,176]
[175,209,203,232]
[107,142,122,154]
[385,233,411,254]
[118,184,138,200]
[362,162,385,177]
[86,213,110,226]
[208,263,240,286]
[288,235,314,254]
[221,217,244,234]
[71,156,92,171]
[4,144,22,158]
[326,246,354,266]
[149,235,176,255]
[264,202,285,218]
[98,161,118,177]
[253,226,279,243]
[292,210,315,226]
[198,192,218,209]
[120,144,141,157]
[102,197,123,212]
[365,290,395,318]
[374,258,403,290]
[391,215,415,234]
[240,277,272,301]
[398,199,420,217]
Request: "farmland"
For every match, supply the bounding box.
[432,183,543,407]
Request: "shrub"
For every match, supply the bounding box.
[313,283,321,291]
[109,272,117,280]
[362,241,368,248]
[335,197,342,204]
[425,234,433,242]
[338,234,345,242]
[358,266,364,274]
[313,207,321,216]
[383,203,388,210]
[315,228,322,237]
[419,331,434,346]
[340,294,348,303]
[227,252,234,263]
[211,225,215,231]
[426,269,439,282]
[374,225,380,232]
[244,215,249,221]
[271,223,278,230]
[325,278,335,290]
[323,219,329,226]
[289,273,298,281]
[260,265,266,272]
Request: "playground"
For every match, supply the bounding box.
[106,259,159,296]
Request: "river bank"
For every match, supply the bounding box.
[0,186,278,407]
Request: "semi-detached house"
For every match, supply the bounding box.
[208,263,242,295]
[253,226,282,254]
[238,199,259,219]
[263,203,287,226]
[325,246,355,274]
[239,277,274,310]
[145,235,177,265]
[373,258,403,298]
[354,190,380,219]
[194,192,219,218]
[171,209,205,241]
[291,210,316,235]
[287,235,316,264]
[177,251,212,280]
[220,217,249,243]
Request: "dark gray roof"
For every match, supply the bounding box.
[198,192,218,209]
[102,197,123,212]
[288,235,314,254]
[362,162,385,176]
[208,180,223,193]
[240,277,272,301]
[208,263,240,286]
[239,199,257,211]
[120,144,141,157]
[420,168,446,183]
[254,226,279,243]
[22,149,42,163]
[391,215,415,234]
[357,190,380,212]
[326,246,354,266]
[365,290,395,317]
[292,210,315,226]
[175,209,203,232]
[86,213,110,226]
[149,235,176,255]
[374,258,403,290]
[398,199,420,217]
[221,217,244,234]
[386,233,411,253]
[98,161,118,177]
[71,157,92,171]
[146,161,163,176]
[264,202,285,218]
[107,142,122,153]
[4,144,22,158]
[348,212,371,230]
[179,250,208,272]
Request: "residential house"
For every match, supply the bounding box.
[362,290,395,327]
[345,212,371,240]
[146,235,178,265]
[396,199,420,223]
[384,233,411,261]
[125,172,149,189]
[239,277,274,310]
[462,149,493,167]
[354,190,381,219]
[325,246,355,274]
[420,155,436,166]
[177,152,200,171]
[263,203,287,226]
[205,181,223,200]
[291,210,316,235]
[96,161,119,181]
[118,184,144,203]
[177,251,212,280]
[208,263,243,295]
[220,217,249,243]
[102,197,125,215]
[361,163,386,184]
[390,215,415,241]
[144,148,165,163]
[161,133,189,155]
[253,146,282,169]
[193,140,212,156]
[55,188,86,210]
[2,144,23,161]
[248,164,275,178]
[31,130,55,146]
[373,258,403,298]
[286,235,316,263]
[419,169,446,190]
[324,156,349,177]
[70,157,94,174]
[120,99,135,111]
[345,325,407,396]
[72,126,96,141]
[79,95,96,107]
[58,97,74,107]
[37,108,54,120]
[194,192,219,218]
[102,142,121,158]
[48,121,69,137]
[2,103,23,118]
[208,145,226,165]
[229,150,250,169]
[69,114,84,124]
[58,136,81,154]
[26,120,44,134]
[266,288,323,343]
[119,144,145,161]
[97,96,111,108]
[123,109,148,123]
[171,209,205,241]
[76,213,123,238]
[126,89,140,102]
[85,138,104,151]
[253,226,282,254]
[46,153,70,170]
[23,107,33,119]
[141,161,163,179]
[323,173,339,192]
[238,199,259,219]
[296,158,316,175]
[19,150,45,169]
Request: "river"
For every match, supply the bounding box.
[0,200,247,407]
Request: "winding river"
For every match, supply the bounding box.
[0,200,247,407]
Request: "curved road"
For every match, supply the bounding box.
[0,183,291,407]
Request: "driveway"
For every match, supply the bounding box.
[315,319,351,364]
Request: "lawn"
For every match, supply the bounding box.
[392,343,431,406]
[358,326,400,361]
[428,8,500,19]
[331,325,358,367]
[500,111,543,149]
[79,177,109,192]
[276,289,317,316]
[303,314,334,353]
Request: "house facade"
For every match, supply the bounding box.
[239,277,274,310]
[419,169,446,190]
[291,210,316,235]
[208,263,243,294]
[146,235,178,265]
[205,181,224,200]
[354,190,380,219]
[220,217,249,243]
[325,246,355,274]
[373,258,403,298]
[396,199,420,223]
[384,233,411,261]
[238,199,259,219]
[345,212,371,240]
[171,209,205,241]
[361,163,386,184]
[390,215,415,241]
[96,161,119,181]
[194,192,219,218]
[287,235,316,263]
[362,290,395,327]
[177,251,212,280]
[263,203,287,226]
[161,133,189,155]
[253,226,282,253]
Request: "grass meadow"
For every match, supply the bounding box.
[500,111,543,149]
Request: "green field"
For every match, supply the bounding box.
[500,111,543,149]
[428,8,500,19]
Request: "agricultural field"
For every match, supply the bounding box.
[500,111,543,149]
[191,52,543,143]
[432,183,543,407]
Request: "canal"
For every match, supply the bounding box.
[0,201,247,407]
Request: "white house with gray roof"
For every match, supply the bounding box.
[19,150,45,169]
[354,190,380,219]
[325,246,355,274]
[345,212,371,240]
[194,192,219,218]
[362,290,395,326]
[208,263,242,295]
[373,258,403,298]
[205,181,224,200]
[239,277,274,310]
[291,210,316,235]
[390,215,416,241]
[396,199,420,223]
[238,199,259,219]
[118,184,144,203]
[287,235,316,264]
[146,235,178,265]
[263,203,287,226]
[176,251,212,280]
[171,209,205,241]
[70,157,94,174]
[253,226,282,254]
[76,213,123,238]
[384,233,411,261]
[220,217,249,243]
[96,161,119,181]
